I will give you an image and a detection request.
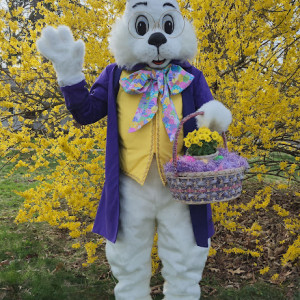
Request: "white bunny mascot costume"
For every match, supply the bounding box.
[37,0,232,299]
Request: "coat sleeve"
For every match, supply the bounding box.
[60,65,114,125]
[192,68,214,110]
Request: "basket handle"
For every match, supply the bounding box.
[172,111,228,174]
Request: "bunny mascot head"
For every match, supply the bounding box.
[37,0,232,299]
[109,0,197,69]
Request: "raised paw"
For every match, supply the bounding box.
[36,25,85,86]
[37,25,84,65]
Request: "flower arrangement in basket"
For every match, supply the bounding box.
[184,126,223,159]
[164,111,249,205]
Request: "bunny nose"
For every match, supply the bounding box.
[148,32,167,48]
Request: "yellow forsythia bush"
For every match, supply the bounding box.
[0,0,299,278]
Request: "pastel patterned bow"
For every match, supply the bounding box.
[120,64,194,142]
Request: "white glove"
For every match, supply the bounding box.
[36,25,85,87]
[196,100,232,133]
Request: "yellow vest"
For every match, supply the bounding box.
[117,70,184,185]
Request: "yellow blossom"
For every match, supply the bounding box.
[271,274,279,281]
[209,247,217,256]
[72,243,81,249]
[259,266,270,275]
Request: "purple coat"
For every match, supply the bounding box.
[61,61,214,247]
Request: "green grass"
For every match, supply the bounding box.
[0,207,115,300]
[209,284,286,300]
[0,155,114,300]
[247,151,300,183]
[201,278,295,300]
[0,154,299,299]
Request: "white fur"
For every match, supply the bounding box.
[109,0,197,69]
[196,100,232,133]
[36,26,85,86]
[106,158,209,299]
[37,0,198,83]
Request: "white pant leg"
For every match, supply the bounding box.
[105,171,156,300]
[156,181,210,300]
[106,158,210,300]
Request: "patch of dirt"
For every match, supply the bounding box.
[202,182,300,297]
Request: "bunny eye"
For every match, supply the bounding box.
[162,14,174,35]
[135,15,149,36]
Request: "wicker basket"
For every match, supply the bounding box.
[165,111,247,205]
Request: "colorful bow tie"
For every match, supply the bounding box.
[119,64,194,142]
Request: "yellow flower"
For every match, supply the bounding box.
[271,274,279,281]
[273,204,289,217]
[198,127,211,135]
[204,135,212,143]
[187,133,193,140]
[259,266,270,275]
[192,137,199,144]
[72,243,81,249]
[209,247,217,256]
[197,133,206,141]
[185,141,191,148]
[212,131,221,141]
[280,161,288,170]
[217,136,223,145]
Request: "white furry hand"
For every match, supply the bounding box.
[196,100,232,133]
[36,25,85,87]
